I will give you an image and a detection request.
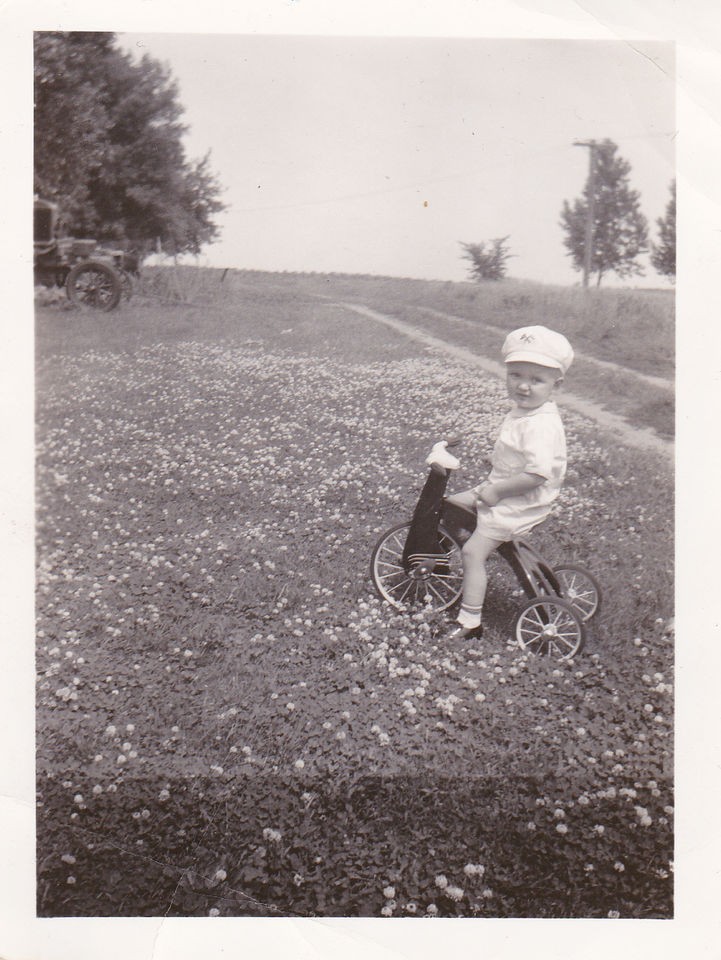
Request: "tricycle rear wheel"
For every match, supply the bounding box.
[514,596,585,660]
[552,563,601,622]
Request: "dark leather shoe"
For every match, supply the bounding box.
[441,623,483,642]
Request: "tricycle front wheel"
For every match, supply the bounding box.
[370,521,463,612]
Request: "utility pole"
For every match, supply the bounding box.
[573,140,597,288]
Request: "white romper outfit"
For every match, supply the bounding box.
[476,400,567,541]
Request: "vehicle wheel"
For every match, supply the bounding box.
[552,564,602,622]
[513,596,585,660]
[119,269,134,301]
[66,260,122,311]
[370,521,463,612]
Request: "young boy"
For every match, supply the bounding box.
[434,325,574,642]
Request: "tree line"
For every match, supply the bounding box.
[462,139,675,286]
[34,32,225,261]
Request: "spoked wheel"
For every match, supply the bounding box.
[119,269,134,301]
[514,596,585,660]
[552,564,602,622]
[66,260,122,311]
[370,521,463,612]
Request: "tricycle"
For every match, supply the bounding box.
[370,440,601,660]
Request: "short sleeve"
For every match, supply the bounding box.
[521,413,566,480]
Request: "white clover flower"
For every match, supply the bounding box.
[383,885,396,899]
[381,904,393,917]
[608,909,620,919]
[614,861,625,872]
[214,869,227,882]
[426,903,439,915]
[556,823,568,835]
[445,885,464,902]
[294,759,305,770]
[435,874,449,889]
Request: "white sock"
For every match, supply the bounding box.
[457,608,482,629]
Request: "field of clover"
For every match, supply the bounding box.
[35,277,674,918]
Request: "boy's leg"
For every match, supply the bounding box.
[441,489,479,545]
[445,490,478,510]
[456,529,503,628]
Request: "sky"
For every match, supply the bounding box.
[116,33,676,287]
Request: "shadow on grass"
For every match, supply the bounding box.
[37,768,672,919]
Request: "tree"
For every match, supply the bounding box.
[560,140,648,287]
[34,32,225,258]
[650,180,676,281]
[460,236,513,281]
[33,33,115,224]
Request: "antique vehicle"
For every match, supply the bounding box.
[34,197,135,311]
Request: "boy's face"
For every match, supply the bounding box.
[505,361,562,410]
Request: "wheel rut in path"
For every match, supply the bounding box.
[335,301,673,460]
[417,306,674,392]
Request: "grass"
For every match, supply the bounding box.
[131,266,675,439]
[230,269,675,378]
[35,270,674,918]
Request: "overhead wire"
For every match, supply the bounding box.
[231,131,675,214]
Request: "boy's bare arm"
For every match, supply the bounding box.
[475,472,545,507]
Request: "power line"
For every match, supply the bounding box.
[232,131,674,216]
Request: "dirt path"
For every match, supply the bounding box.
[336,301,674,460]
[418,307,674,392]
